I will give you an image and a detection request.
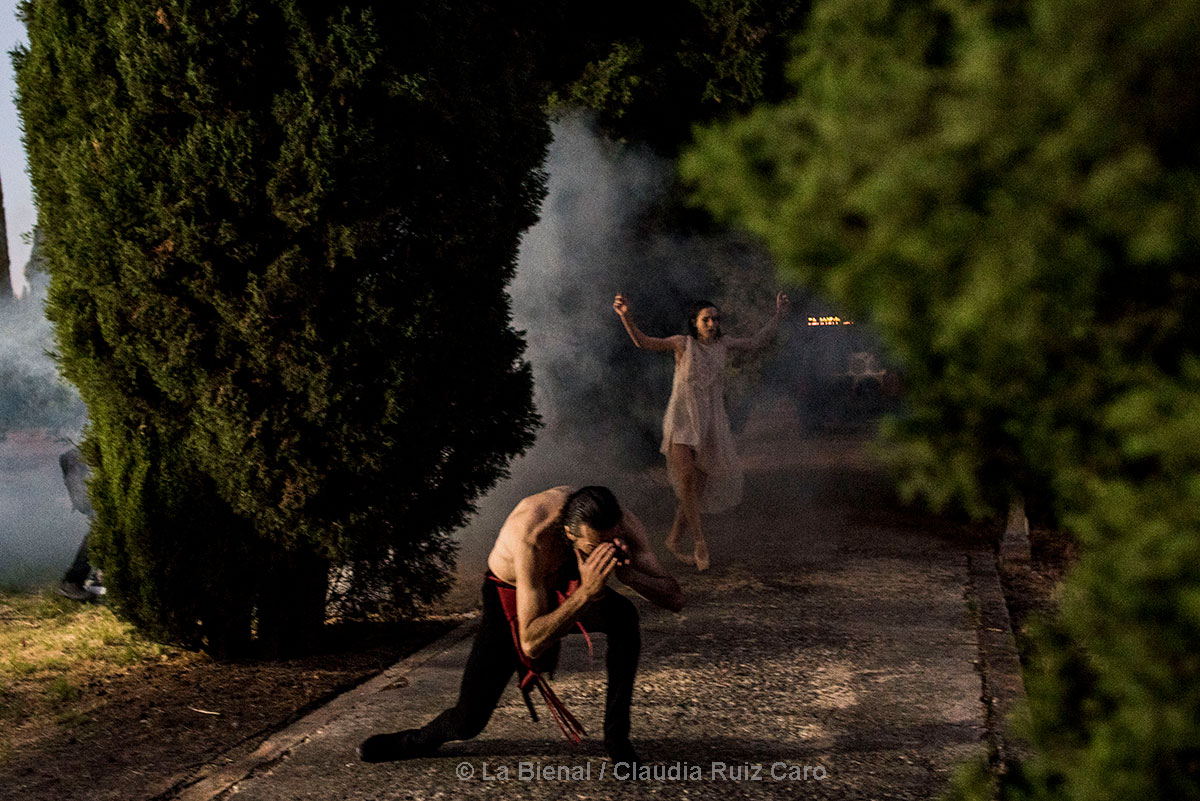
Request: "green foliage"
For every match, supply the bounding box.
[16,0,548,653]
[549,0,809,154]
[683,0,1200,796]
[684,0,1199,519]
[1011,363,1200,800]
[45,676,81,706]
[555,41,645,116]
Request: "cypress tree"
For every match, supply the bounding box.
[16,0,548,655]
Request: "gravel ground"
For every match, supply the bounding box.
[174,405,1008,801]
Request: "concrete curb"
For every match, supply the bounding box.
[966,549,1029,768]
[169,616,480,801]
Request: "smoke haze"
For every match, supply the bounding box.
[0,273,88,588]
[443,115,815,606]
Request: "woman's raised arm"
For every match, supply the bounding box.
[726,291,791,351]
[614,294,684,353]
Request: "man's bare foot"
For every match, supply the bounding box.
[694,542,710,572]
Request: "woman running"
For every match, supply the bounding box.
[613,291,789,571]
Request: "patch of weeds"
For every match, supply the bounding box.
[941,748,998,801]
[34,592,80,620]
[69,641,102,660]
[0,586,196,753]
[54,708,90,728]
[115,645,144,666]
[39,656,70,672]
[46,676,82,706]
[7,658,37,677]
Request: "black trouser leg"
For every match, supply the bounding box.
[62,535,91,586]
[578,590,641,746]
[418,579,519,747]
[417,583,641,750]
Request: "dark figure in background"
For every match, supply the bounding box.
[358,485,684,765]
[57,447,99,602]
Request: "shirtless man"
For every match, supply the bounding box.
[358,485,684,764]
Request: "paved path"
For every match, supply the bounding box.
[177,405,1011,800]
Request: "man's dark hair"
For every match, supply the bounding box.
[562,486,623,534]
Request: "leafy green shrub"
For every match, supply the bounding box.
[683,0,1200,796]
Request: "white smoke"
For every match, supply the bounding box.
[442,114,795,607]
[0,273,89,589]
[0,275,84,424]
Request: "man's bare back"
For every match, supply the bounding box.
[486,485,573,585]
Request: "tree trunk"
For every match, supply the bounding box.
[0,174,11,298]
[255,549,331,659]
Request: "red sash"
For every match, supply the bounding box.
[486,572,592,744]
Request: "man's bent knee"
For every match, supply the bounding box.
[602,593,641,639]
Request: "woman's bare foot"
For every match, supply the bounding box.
[666,523,694,565]
[666,526,682,550]
[667,538,696,565]
[694,541,710,572]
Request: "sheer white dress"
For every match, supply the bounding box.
[659,336,743,513]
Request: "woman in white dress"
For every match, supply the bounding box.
[613,291,789,571]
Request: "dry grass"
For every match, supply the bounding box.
[0,589,199,758]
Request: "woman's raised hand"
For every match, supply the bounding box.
[776,291,791,317]
[613,293,631,318]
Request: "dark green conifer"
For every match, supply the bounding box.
[16,0,548,655]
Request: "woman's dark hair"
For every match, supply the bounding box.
[562,486,623,535]
[687,300,722,339]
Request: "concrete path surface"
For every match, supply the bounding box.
[175,405,1011,801]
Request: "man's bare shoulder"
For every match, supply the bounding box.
[489,486,572,580]
[492,482,571,568]
[503,486,568,541]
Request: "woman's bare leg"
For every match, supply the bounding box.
[669,444,709,572]
[666,505,694,564]
[692,471,710,572]
[666,445,694,561]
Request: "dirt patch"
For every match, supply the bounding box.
[0,616,460,801]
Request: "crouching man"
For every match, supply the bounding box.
[358,485,684,765]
